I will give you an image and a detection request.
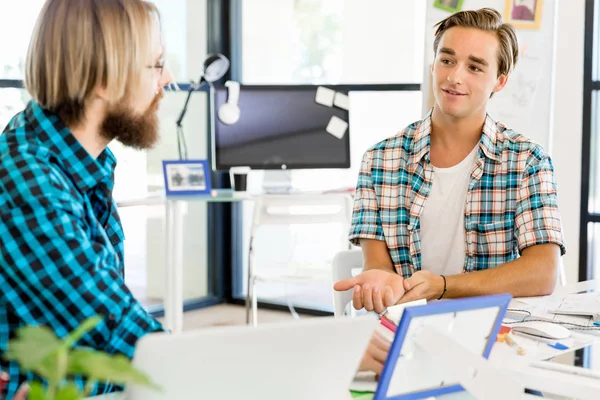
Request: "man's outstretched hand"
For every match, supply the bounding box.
[333,269,405,313]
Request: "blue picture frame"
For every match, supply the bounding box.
[162,159,212,196]
[374,293,511,400]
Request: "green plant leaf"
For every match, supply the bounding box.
[61,316,102,350]
[67,350,160,390]
[55,383,83,400]
[28,382,50,400]
[4,326,61,373]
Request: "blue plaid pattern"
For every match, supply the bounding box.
[350,110,566,278]
[0,102,163,399]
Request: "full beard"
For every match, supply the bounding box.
[100,90,164,150]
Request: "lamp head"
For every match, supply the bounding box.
[202,53,230,83]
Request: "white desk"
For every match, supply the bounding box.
[88,279,600,399]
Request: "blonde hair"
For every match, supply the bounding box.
[433,8,519,77]
[25,0,160,126]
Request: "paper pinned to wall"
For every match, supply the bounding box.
[326,115,349,139]
[333,92,350,110]
[489,47,543,128]
[315,86,335,107]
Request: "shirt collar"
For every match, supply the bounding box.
[409,108,502,165]
[25,101,117,193]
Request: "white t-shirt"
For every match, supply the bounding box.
[420,146,478,276]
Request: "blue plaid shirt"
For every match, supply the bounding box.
[0,102,163,398]
[350,110,566,278]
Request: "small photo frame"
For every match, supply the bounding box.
[162,159,212,196]
[433,0,464,13]
[374,294,511,399]
[505,0,543,30]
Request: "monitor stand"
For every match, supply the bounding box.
[261,169,293,194]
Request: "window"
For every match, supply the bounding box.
[0,1,45,79]
[241,0,426,84]
[229,1,425,311]
[580,0,600,284]
[0,88,30,129]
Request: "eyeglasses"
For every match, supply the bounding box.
[147,58,166,76]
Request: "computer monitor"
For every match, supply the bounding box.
[211,85,350,171]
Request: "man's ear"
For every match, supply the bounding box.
[492,74,509,94]
[94,86,110,102]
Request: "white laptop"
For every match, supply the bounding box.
[125,315,377,400]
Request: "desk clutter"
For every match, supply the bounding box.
[348,284,600,400]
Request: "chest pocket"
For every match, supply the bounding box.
[475,221,515,266]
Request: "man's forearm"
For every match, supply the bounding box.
[444,251,558,299]
[363,263,397,273]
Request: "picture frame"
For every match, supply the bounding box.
[374,294,511,400]
[505,0,543,30]
[162,159,212,196]
[433,0,464,13]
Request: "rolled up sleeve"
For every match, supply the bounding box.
[349,150,385,246]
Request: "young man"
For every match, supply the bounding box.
[0,0,173,397]
[335,8,565,374]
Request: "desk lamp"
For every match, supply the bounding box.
[175,53,230,160]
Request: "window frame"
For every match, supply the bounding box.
[579,0,598,281]
[577,0,598,368]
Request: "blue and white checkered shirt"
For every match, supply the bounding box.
[0,101,163,398]
[349,110,566,278]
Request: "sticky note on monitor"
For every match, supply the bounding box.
[333,92,349,110]
[315,86,335,107]
[326,116,348,139]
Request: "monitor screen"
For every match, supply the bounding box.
[211,85,350,171]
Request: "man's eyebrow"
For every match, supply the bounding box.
[469,55,489,66]
[439,47,455,56]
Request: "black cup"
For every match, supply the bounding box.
[229,167,250,192]
[233,173,248,192]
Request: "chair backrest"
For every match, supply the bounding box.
[558,256,567,287]
[250,193,353,232]
[332,249,364,317]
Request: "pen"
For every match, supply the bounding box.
[380,315,397,333]
[505,334,526,355]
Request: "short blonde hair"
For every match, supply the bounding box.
[433,8,519,77]
[25,0,160,126]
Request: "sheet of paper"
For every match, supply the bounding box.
[326,116,348,139]
[315,86,335,107]
[333,92,350,110]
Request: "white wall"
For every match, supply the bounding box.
[551,0,585,284]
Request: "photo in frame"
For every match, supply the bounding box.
[162,159,212,196]
[505,0,543,30]
[433,0,464,13]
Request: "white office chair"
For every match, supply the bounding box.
[245,193,353,325]
[558,257,567,287]
[332,249,364,317]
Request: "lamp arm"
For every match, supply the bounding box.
[175,79,209,127]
